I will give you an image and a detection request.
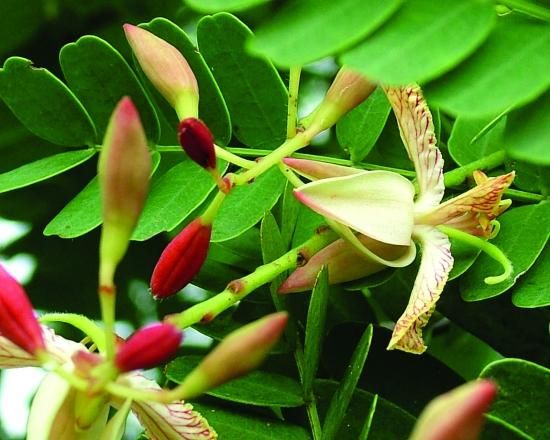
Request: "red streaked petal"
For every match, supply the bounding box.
[388,226,453,354]
[418,172,514,237]
[125,374,217,440]
[283,157,363,181]
[384,85,444,210]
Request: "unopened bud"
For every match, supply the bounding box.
[178,118,216,170]
[0,265,44,356]
[99,97,151,285]
[177,312,288,399]
[123,24,199,119]
[410,380,497,440]
[115,323,182,372]
[150,218,212,299]
[283,157,362,181]
[302,67,376,135]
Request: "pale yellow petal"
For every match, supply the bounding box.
[388,226,453,354]
[283,157,363,180]
[295,171,415,246]
[384,85,444,210]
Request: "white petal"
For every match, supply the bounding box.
[384,85,444,210]
[0,326,83,369]
[388,226,454,354]
[125,374,217,440]
[295,171,415,246]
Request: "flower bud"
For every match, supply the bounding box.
[123,24,199,119]
[99,97,151,285]
[302,67,376,135]
[150,218,212,299]
[410,380,497,440]
[177,312,287,400]
[115,323,183,372]
[0,264,44,355]
[178,118,216,170]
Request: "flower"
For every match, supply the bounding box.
[284,84,514,354]
[1,326,216,440]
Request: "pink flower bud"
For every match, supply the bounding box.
[0,265,44,355]
[123,24,199,118]
[303,67,376,134]
[410,380,497,440]
[150,218,212,299]
[178,118,216,170]
[99,97,151,284]
[115,323,182,372]
[177,312,288,400]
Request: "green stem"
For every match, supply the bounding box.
[504,188,545,203]
[278,162,304,188]
[287,66,302,139]
[234,133,312,185]
[201,191,226,224]
[155,145,255,169]
[227,148,416,178]
[166,229,338,329]
[498,0,550,21]
[99,285,116,360]
[443,150,507,187]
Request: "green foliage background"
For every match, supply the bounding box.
[0,0,549,439]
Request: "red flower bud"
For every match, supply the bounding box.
[178,118,216,170]
[115,323,182,372]
[150,218,212,299]
[0,265,44,355]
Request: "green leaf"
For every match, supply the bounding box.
[480,359,550,440]
[336,87,391,162]
[44,152,161,238]
[250,0,402,67]
[512,243,550,308]
[322,324,373,440]
[197,13,288,149]
[448,237,481,281]
[167,355,304,407]
[212,167,286,242]
[59,35,160,142]
[302,266,329,397]
[0,57,96,146]
[140,18,232,145]
[447,114,506,166]
[192,402,311,440]
[281,181,301,249]
[505,89,550,166]
[460,203,550,301]
[315,380,416,440]
[425,15,550,116]
[132,158,224,241]
[428,322,503,380]
[341,0,495,84]
[359,394,378,440]
[0,149,95,193]
[185,0,270,13]
[43,175,102,238]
